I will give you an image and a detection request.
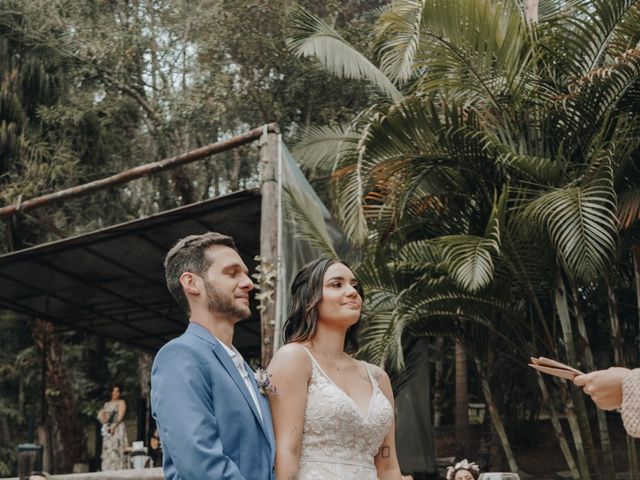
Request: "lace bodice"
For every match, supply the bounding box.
[298,347,394,479]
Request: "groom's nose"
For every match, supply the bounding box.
[239,273,254,291]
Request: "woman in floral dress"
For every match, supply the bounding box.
[97,385,129,470]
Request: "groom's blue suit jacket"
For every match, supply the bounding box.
[151,323,276,480]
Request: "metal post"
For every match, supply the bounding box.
[259,127,280,367]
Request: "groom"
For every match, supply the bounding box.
[151,232,275,479]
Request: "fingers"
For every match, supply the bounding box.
[573,372,596,389]
[573,373,596,399]
[573,374,588,387]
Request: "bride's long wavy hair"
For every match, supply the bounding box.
[283,256,364,353]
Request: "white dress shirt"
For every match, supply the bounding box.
[219,341,263,422]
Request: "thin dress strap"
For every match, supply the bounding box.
[300,345,341,385]
[361,361,378,391]
[300,345,323,372]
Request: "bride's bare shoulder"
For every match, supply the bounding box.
[268,343,312,376]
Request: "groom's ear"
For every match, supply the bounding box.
[179,272,201,297]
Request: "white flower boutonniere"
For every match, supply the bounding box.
[255,368,277,397]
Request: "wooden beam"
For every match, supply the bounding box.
[0,124,278,218]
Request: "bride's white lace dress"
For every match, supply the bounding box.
[298,347,394,479]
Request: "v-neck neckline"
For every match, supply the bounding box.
[303,346,376,420]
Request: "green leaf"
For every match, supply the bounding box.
[375,0,424,84]
[438,190,506,292]
[288,6,403,103]
[617,186,640,229]
[410,0,533,111]
[542,0,640,78]
[292,124,360,170]
[283,187,338,259]
[523,165,618,280]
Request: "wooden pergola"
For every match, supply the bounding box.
[0,124,281,364]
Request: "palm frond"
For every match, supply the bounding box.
[496,151,564,185]
[375,0,424,85]
[361,96,488,174]
[358,310,406,369]
[292,124,360,170]
[556,48,640,147]
[522,164,618,280]
[618,186,640,229]
[367,3,393,21]
[288,6,403,102]
[606,2,640,56]
[478,132,563,185]
[411,0,533,110]
[283,187,338,259]
[437,190,506,292]
[536,0,584,24]
[332,157,370,246]
[399,238,444,265]
[542,0,640,78]
[329,97,492,240]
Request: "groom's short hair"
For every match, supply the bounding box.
[164,232,237,313]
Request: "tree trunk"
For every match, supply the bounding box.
[213,165,220,198]
[475,359,519,474]
[568,276,614,480]
[432,337,445,430]
[37,422,53,474]
[170,167,195,205]
[455,339,470,456]
[554,270,595,480]
[536,374,580,478]
[32,320,87,470]
[229,147,242,192]
[138,352,152,399]
[138,352,153,444]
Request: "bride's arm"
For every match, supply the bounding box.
[373,366,406,480]
[268,344,311,480]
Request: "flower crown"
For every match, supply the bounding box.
[446,459,480,480]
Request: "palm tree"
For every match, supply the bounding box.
[289,0,640,477]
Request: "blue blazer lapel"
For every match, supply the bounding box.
[210,344,265,428]
[186,323,272,448]
[246,361,276,453]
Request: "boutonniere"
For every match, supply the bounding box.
[254,368,277,397]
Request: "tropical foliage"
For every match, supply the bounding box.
[291,0,640,477]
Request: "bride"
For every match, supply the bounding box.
[268,257,407,480]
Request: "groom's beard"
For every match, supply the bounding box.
[204,280,251,320]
